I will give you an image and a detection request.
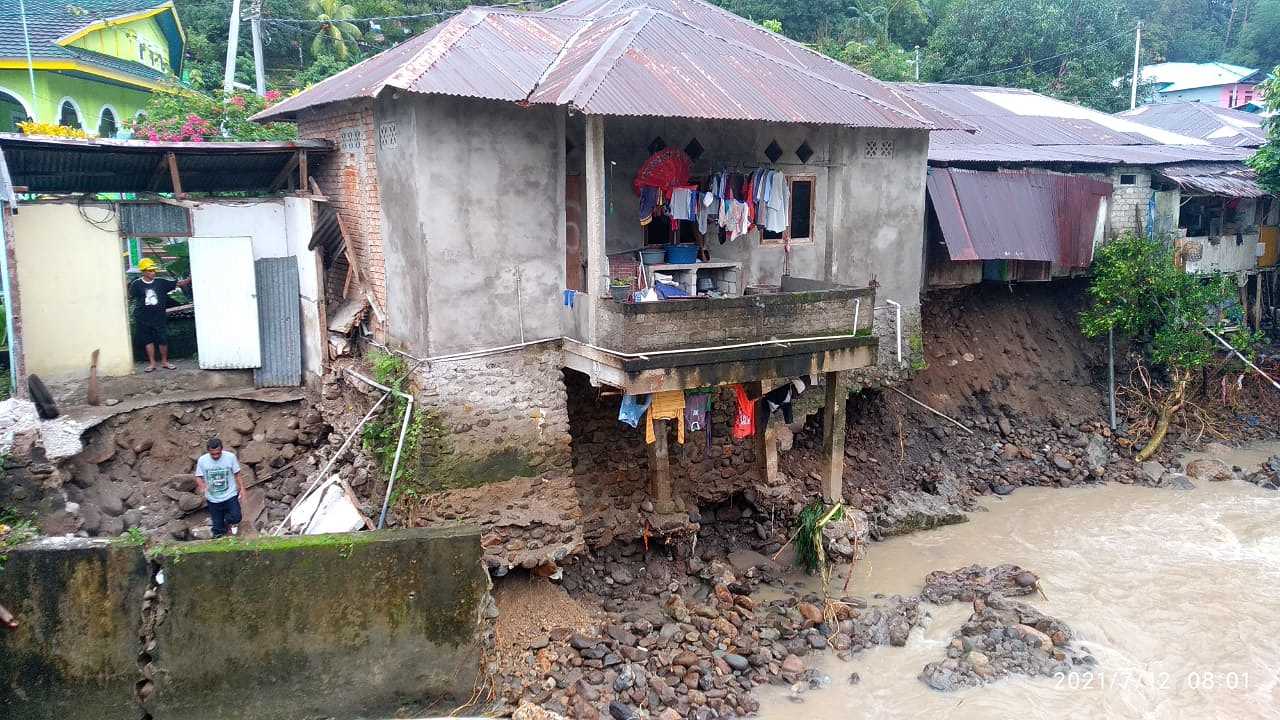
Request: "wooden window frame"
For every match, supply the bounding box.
[761,174,817,247]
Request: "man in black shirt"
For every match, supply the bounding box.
[128,258,191,372]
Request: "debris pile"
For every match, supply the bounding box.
[921,564,1040,604]
[919,593,1094,691]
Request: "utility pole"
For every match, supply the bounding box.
[17,0,37,119]
[223,0,243,94]
[914,45,920,81]
[250,0,266,96]
[1129,21,1142,110]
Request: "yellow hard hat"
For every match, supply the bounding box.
[137,258,159,272]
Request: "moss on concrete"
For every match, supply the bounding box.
[418,410,538,491]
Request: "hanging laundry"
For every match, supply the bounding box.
[731,385,756,440]
[670,187,697,222]
[763,383,795,425]
[639,187,659,225]
[684,392,710,433]
[618,394,651,428]
[646,390,687,444]
[764,170,790,233]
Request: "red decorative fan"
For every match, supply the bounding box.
[633,147,693,196]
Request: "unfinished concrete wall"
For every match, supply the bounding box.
[1,528,490,720]
[0,538,148,720]
[374,94,566,357]
[11,201,133,380]
[411,345,572,491]
[601,117,831,287]
[595,287,875,353]
[828,127,931,368]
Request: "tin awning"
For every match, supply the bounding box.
[926,168,1112,267]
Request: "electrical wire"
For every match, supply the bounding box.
[940,25,1138,84]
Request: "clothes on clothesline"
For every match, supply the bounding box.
[646,390,687,444]
[634,168,793,242]
[619,393,651,428]
[685,392,710,432]
[731,384,756,439]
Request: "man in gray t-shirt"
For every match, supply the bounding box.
[194,437,243,537]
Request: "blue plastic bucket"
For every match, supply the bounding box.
[664,244,699,264]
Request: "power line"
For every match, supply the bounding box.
[253,0,544,25]
[941,25,1138,84]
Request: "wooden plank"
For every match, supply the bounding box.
[165,152,184,197]
[298,151,309,193]
[269,151,301,192]
[307,176,327,200]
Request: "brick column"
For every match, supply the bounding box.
[648,419,675,513]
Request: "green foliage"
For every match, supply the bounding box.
[308,0,364,60]
[0,506,39,573]
[835,39,916,81]
[1247,71,1280,195]
[113,526,148,547]
[361,350,427,505]
[131,87,297,142]
[792,501,843,574]
[1080,232,1254,372]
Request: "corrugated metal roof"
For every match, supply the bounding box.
[927,168,1110,266]
[0,133,332,194]
[1141,62,1257,93]
[528,8,933,126]
[257,0,961,130]
[1157,162,1269,198]
[1117,103,1266,148]
[1,0,184,81]
[254,257,303,388]
[893,83,1261,168]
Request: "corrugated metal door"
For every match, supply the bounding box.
[253,257,302,387]
[190,236,262,369]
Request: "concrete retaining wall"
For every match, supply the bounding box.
[0,527,489,720]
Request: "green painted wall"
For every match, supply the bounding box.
[70,17,174,76]
[0,69,153,133]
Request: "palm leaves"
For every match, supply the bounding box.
[308,0,363,60]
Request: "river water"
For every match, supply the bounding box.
[757,442,1280,720]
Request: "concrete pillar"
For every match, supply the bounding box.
[583,114,608,345]
[762,423,779,486]
[648,418,676,513]
[821,371,846,503]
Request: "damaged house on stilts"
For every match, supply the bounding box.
[254,0,968,569]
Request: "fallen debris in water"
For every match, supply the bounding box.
[921,563,1041,604]
[919,593,1094,691]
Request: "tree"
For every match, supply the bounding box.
[1247,71,1280,193]
[836,39,916,81]
[1228,0,1280,70]
[308,0,364,60]
[131,88,297,142]
[923,0,1134,111]
[1080,233,1253,460]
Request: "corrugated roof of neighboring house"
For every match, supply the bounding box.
[1,0,183,83]
[1116,102,1266,148]
[1140,62,1257,93]
[1156,162,1269,197]
[257,0,964,130]
[893,83,1256,166]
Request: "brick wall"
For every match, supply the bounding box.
[1100,167,1155,237]
[296,101,389,324]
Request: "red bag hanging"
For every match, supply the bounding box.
[731,384,756,440]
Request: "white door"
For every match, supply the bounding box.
[189,236,262,369]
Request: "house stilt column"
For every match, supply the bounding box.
[821,371,846,503]
[583,114,608,346]
[648,419,676,513]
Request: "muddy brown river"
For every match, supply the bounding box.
[757,442,1280,719]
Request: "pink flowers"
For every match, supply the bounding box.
[264,89,282,103]
[229,95,247,108]
[135,113,215,142]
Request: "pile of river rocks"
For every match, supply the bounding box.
[1244,455,1280,491]
[496,551,924,718]
[921,563,1040,604]
[920,592,1094,691]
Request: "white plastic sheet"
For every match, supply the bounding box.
[284,476,365,535]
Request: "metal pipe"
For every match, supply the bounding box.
[1204,326,1280,391]
[885,299,903,365]
[376,393,415,529]
[890,388,973,435]
[1107,328,1117,430]
[563,330,871,359]
[852,298,861,334]
[344,367,412,398]
[273,390,391,535]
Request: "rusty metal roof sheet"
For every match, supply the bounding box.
[927,168,1111,266]
[1117,103,1267,148]
[0,133,332,194]
[257,0,961,130]
[1157,162,1269,198]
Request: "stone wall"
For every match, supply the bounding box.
[594,287,874,354]
[0,528,490,720]
[1101,167,1155,237]
[0,538,147,720]
[412,345,572,491]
